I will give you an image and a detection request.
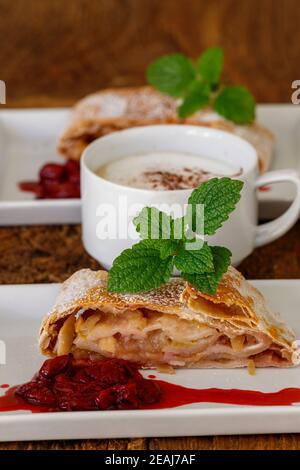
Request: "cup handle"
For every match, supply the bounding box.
[255,169,300,247]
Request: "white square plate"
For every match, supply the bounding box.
[0,280,300,441]
[0,109,80,225]
[256,105,300,218]
[0,105,299,225]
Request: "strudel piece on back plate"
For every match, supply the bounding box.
[58,87,274,172]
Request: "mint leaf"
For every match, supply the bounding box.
[108,242,174,293]
[172,216,187,240]
[158,240,180,259]
[146,53,195,97]
[174,242,214,274]
[134,207,174,240]
[182,246,231,295]
[134,238,180,260]
[146,49,256,125]
[196,47,224,85]
[214,86,255,124]
[177,81,210,118]
[188,177,243,235]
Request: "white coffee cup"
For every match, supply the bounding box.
[81,125,300,268]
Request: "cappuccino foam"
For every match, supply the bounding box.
[96,152,239,190]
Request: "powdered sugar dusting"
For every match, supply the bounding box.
[50,269,104,315]
[48,269,185,317]
[126,88,177,120]
[73,87,178,122]
[120,277,185,306]
[77,93,127,119]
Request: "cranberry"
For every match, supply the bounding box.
[40,181,80,199]
[65,159,80,174]
[46,181,80,199]
[18,181,45,198]
[95,388,116,410]
[39,180,61,199]
[14,356,161,412]
[136,378,161,404]
[93,360,131,388]
[72,368,90,384]
[68,172,80,185]
[65,160,80,185]
[58,394,97,411]
[39,355,71,380]
[19,159,81,200]
[65,160,80,182]
[16,381,56,406]
[124,362,143,381]
[39,163,66,181]
[53,374,77,393]
[70,357,93,373]
[65,160,81,184]
[114,383,140,409]
[83,365,104,382]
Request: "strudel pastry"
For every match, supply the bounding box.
[58,87,274,172]
[39,268,299,369]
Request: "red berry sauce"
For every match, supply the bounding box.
[19,159,80,199]
[1,356,300,414]
[258,185,271,192]
[3,356,161,412]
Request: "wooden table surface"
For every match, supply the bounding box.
[1,0,300,451]
[1,0,299,106]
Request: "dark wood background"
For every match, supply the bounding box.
[0,0,299,107]
[1,0,300,451]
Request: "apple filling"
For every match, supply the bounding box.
[52,307,286,368]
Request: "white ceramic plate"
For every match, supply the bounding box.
[0,280,300,441]
[0,109,80,225]
[257,105,300,218]
[0,105,299,226]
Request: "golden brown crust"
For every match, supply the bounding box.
[183,267,296,352]
[39,268,298,368]
[58,86,274,172]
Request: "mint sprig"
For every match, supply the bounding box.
[107,241,175,293]
[188,177,244,235]
[108,178,243,295]
[174,242,214,274]
[178,81,210,119]
[181,246,231,295]
[196,47,224,86]
[146,47,255,124]
[214,86,256,124]
[134,207,175,240]
[146,53,195,97]
[133,238,180,260]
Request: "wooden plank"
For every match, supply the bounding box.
[149,435,300,450]
[0,438,147,450]
[0,0,299,106]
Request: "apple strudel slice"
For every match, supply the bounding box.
[39,268,299,369]
[58,86,274,172]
